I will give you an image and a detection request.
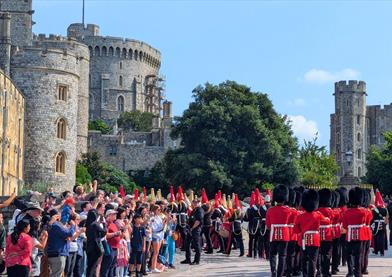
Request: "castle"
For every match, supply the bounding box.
[0,0,174,192]
[330,80,392,183]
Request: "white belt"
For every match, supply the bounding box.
[374,220,384,223]
[347,224,365,242]
[320,225,332,228]
[270,224,289,242]
[234,220,242,223]
[302,231,319,250]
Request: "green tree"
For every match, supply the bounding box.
[365,131,392,194]
[75,163,92,185]
[117,111,154,132]
[88,119,112,134]
[155,81,298,197]
[297,137,339,188]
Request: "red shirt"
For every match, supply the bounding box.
[5,233,33,270]
[342,207,368,241]
[107,222,121,249]
[332,208,342,239]
[266,205,293,241]
[294,211,324,247]
[317,207,333,241]
[289,208,299,241]
[363,208,373,241]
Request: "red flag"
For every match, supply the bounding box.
[119,185,126,198]
[143,187,147,201]
[134,188,139,201]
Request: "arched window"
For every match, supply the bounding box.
[102,46,107,56]
[357,115,360,124]
[129,49,133,60]
[55,152,66,174]
[88,46,93,57]
[57,118,66,139]
[134,50,138,61]
[116,47,121,57]
[357,133,361,142]
[357,149,361,159]
[58,85,67,101]
[358,167,362,177]
[119,62,123,70]
[139,51,143,61]
[122,48,127,58]
[119,76,123,87]
[89,93,94,111]
[94,46,100,56]
[117,96,124,112]
[109,46,114,56]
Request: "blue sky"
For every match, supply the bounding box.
[33,0,392,147]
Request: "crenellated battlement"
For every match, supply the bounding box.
[335,80,366,93]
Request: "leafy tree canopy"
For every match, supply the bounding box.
[155,81,298,197]
[88,119,112,134]
[117,111,154,132]
[297,137,339,189]
[365,131,392,194]
[75,163,92,185]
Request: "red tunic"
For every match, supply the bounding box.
[363,207,373,241]
[317,207,333,241]
[342,207,368,241]
[294,211,324,248]
[266,205,292,242]
[289,208,299,241]
[332,207,342,239]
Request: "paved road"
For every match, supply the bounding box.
[162,243,392,277]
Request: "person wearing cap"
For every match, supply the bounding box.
[181,198,204,265]
[61,198,75,225]
[100,209,121,277]
[46,209,76,277]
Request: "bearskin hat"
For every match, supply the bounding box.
[272,184,289,204]
[294,191,302,208]
[301,189,319,212]
[336,187,348,207]
[349,187,363,206]
[331,190,340,209]
[286,188,296,207]
[363,189,371,208]
[318,188,332,207]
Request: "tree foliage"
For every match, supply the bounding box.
[154,81,298,197]
[75,163,92,185]
[365,131,392,194]
[79,152,138,194]
[117,111,154,132]
[88,119,112,134]
[297,137,339,188]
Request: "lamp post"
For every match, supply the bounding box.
[345,150,353,176]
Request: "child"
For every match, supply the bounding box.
[117,237,129,277]
[130,213,146,277]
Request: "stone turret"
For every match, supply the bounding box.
[0,12,11,75]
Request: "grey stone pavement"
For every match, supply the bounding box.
[161,236,392,277]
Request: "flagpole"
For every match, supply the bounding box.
[82,0,85,25]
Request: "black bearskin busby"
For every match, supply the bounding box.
[331,190,340,209]
[336,187,348,208]
[286,188,296,207]
[294,190,302,209]
[318,188,332,207]
[301,189,319,212]
[272,184,289,204]
[349,187,363,206]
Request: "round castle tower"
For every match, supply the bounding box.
[67,23,163,126]
[10,34,89,191]
[332,80,367,179]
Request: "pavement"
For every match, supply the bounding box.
[161,237,392,277]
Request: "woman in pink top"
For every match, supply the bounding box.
[5,219,33,277]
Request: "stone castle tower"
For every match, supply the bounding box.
[330,80,367,180]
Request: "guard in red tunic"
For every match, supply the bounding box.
[294,189,324,277]
[342,187,368,277]
[316,189,334,277]
[285,188,299,277]
[331,190,342,275]
[361,189,372,275]
[266,185,292,277]
[293,188,305,276]
[336,187,349,268]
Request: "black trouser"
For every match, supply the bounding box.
[178,226,187,249]
[332,238,341,272]
[100,248,117,277]
[340,234,348,266]
[347,240,363,277]
[261,231,270,259]
[141,241,151,274]
[361,240,370,274]
[73,254,84,277]
[248,231,262,257]
[86,250,102,277]
[302,246,319,277]
[294,244,302,275]
[7,265,29,277]
[227,232,244,256]
[286,241,296,277]
[65,251,78,277]
[185,228,202,263]
[389,222,392,246]
[202,226,213,252]
[374,229,386,255]
[269,241,288,277]
[318,241,332,276]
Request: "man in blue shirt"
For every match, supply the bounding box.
[47,209,76,277]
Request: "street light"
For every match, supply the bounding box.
[345,150,353,176]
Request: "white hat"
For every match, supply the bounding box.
[105,209,117,217]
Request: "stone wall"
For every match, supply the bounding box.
[367,104,392,147]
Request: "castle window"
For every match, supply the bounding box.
[357,115,360,124]
[129,49,133,60]
[102,46,107,56]
[109,145,117,156]
[119,76,123,87]
[120,62,123,70]
[57,118,66,139]
[358,167,362,177]
[346,99,349,107]
[94,46,100,56]
[122,48,127,58]
[139,51,144,61]
[58,85,67,101]
[55,152,66,174]
[117,96,124,112]
[116,47,121,57]
[357,133,361,142]
[88,46,93,57]
[109,47,114,56]
[357,149,361,159]
[134,50,138,61]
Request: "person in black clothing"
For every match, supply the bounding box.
[202,201,213,254]
[372,203,388,256]
[244,192,261,258]
[227,208,244,257]
[387,200,392,246]
[211,201,226,253]
[181,199,204,265]
[86,209,107,277]
[129,214,146,277]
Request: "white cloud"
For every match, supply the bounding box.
[288,98,306,107]
[287,115,319,142]
[303,68,361,84]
